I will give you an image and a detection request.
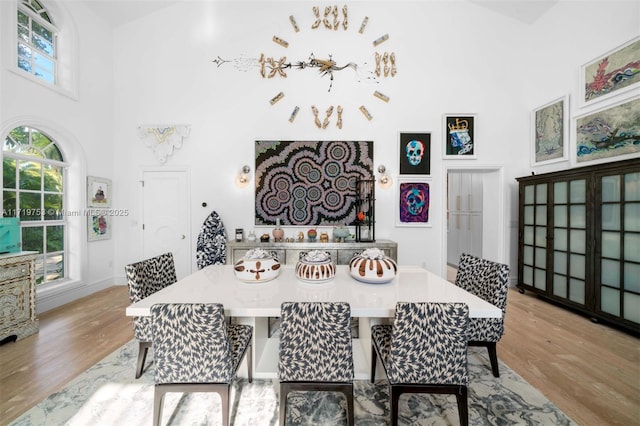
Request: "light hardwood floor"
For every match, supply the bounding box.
[1,285,638,425]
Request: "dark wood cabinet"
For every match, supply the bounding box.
[517,158,640,334]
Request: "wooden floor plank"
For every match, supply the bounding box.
[1,285,638,425]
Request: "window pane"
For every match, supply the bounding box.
[536,205,546,225]
[31,130,51,149]
[524,185,534,204]
[22,226,43,253]
[554,205,567,227]
[18,25,29,43]
[19,192,41,221]
[34,66,54,84]
[524,206,534,224]
[554,228,567,251]
[569,278,585,304]
[46,225,64,252]
[601,175,620,202]
[624,234,640,262]
[19,161,41,190]
[536,184,547,203]
[602,204,620,230]
[554,251,567,274]
[570,205,586,228]
[44,194,62,219]
[553,274,567,297]
[554,181,567,204]
[18,10,29,26]
[601,259,620,288]
[625,172,640,201]
[600,287,620,316]
[625,203,640,232]
[43,144,63,161]
[602,231,621,258]
[570,230,586,254]
[570,254,585,279]
[43,165,62,192]
[3,158,16,188]
[624,262,640,292]
[45,253,64,281]
[3,191,17,216]
[570,180,586,203]
[623,292,640,323]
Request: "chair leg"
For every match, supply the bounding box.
[220,386,230,426]
[390,385,400,426]
[279,383,289,426]
[456,385,469,426]
[153,385,166,426]
[345,384,355,426]
[487,342,499,377]
[247,343,253,383]
[136,341,151,379]
[370,344,377,383]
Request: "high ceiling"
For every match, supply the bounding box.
[79,0,559,29]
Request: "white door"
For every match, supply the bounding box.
[141,169,191,279]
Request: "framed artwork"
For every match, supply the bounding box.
[580,36,640,107]
[87,176,111,207]
[396,178,431,227]
[399,132,431,175]
[531,95,569,166]
[443,114,476,159]
[254,140,373,226]
[87,213,111,241]
[573,95,640,166]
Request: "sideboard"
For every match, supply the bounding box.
[0,251,39,342]
[226,239,398,265]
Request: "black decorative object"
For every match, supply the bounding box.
[355,178,375,242]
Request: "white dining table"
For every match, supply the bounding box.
[126,264,501,379]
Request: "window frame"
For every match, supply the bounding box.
[3,127,68,285]
[17,0,59,85]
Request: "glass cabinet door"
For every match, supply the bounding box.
[551,178,588,307]
[521,183,548,291]
[597,171,640,325]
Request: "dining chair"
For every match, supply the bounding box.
[196,210,227,269]
[151,303,253,426]
[278,302,354,425]
[371,302,470,426]
[455,252,510,377]
[124,252,177,379]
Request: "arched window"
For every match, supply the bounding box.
[17,0,57,84]
[3,126,66,284]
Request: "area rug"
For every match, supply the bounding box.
[10,340,575,425]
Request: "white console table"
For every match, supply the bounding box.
[126,264,500,379]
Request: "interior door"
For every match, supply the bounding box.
[141,169,191,279]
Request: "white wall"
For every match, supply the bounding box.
[111,0,639,281]
[1,0,116,311]
[2,1,638,311]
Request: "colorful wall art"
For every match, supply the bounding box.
[255,140,373,226]
[575,96,640,165]
[444,114,476,158]
[396,179,431,227]
[399,132,431,175]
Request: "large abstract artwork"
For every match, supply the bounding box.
[575,96,640,165]
[581,36,640,107]
[255,140,373,226]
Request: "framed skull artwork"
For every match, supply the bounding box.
[396,178,432,227]
[399,132,431,175]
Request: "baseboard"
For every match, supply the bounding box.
[36,277,118,314]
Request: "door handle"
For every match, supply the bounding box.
[180,235,186,239]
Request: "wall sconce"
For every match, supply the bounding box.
[378,165,393,189]
[236,165,251,188]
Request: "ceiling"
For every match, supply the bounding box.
[80,0,559,29]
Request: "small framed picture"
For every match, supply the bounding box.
[531,95,569,166]
[580,36,640,108]
[399,132,431,175]
[87,176,112,207]
[443,114,476,159]
[87,213,111,241]
[396,178,432,227]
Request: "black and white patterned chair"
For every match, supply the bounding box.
[371,302,470,426]
[124,252,177,379]
[196,210,227,269]
[455,252,510,377]
[150,303,253,426]
[278,302,354,425]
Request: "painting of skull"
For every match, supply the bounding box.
[396,179,431,227]
[399,132,431,175]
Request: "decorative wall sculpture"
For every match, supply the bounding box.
[137,125,191,164]
[254,140,373,226]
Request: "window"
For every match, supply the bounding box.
[3,126,66,285]
[17,0,57,84]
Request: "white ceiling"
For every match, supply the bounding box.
[80,0,559,29]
